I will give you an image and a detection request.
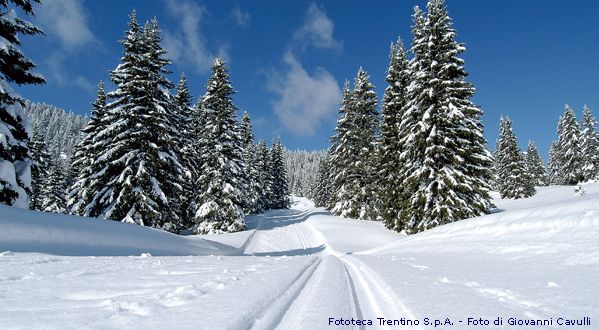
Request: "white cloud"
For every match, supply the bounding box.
[162,0,226,73]
[231,5,250,28]
[267,52,341,136]
[294,3,341,51]
[35,0,96,93]
[36,0,95,51]
[46,53,95,93]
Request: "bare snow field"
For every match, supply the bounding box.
[1,183,598,329]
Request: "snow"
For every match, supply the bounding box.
[0,205,234,256]
[1,184,598,329]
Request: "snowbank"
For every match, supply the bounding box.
[366,183,599,259]
[0,205,236,256]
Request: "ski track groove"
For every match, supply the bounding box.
[342,263,366,330]
[341,255,424,330]
[245,256,322,330]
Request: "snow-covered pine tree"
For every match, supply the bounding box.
[173,73,197,228]
[239,112,262,213]
[330,69,378,220]
[524,140,548,186]
[312,154,332,207]
[29,131,50,210]
[0,0,45,208]
[87,13,185,230]
[399,0,493,233]
[269,137,291,209]
[555,104,583,185]
[67,81,107,216]
[580,105,599,181]
[547,141,560,185]
[256,139,273,210]
[377,37,410,230]
[495,117,535,199]
[327,80,352,211]
[193,58,246,234]
[41,160,67,213]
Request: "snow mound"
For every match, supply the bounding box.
[0,205,236,256]
[366,183,599,263]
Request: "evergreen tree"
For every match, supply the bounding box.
[547,141,560,185]
[256,140,273,210]
[41,160,67,213]
[494,117,535,198]
[524,140,548,186]
[312,154,332,207]
[173,73,196,228]
[0,0,45,208]
[239,112,262,213]
[555,104,583,185]
[269,137,291,209]
[580,105,599,181]
[330,69,378,220]
[67,81,107,216]
[193,58,246,234]
[87,13,185,230]
[399,0,493,233]
[29,131,50,210]
[327,80,352,211]
[377,37,410,230]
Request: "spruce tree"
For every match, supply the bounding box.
[555,104,583,185]
[173,73,196,228]
[547,141,560,185]
[580,105,599,181]
[87,13,185,230]
[524,140,548,186]
[330,69,378,220]
[495,117,535,199]
[269,137,291,209]
[0,0,45,208]
[256,140,273,210]
[29,131,50,210]
[378,37,410,230]
[193,58,246,234]
[399,0,493,233]
[312,154,332,207]
[67,81,107,216]
[41,160,67,213]
[239,112,262,213]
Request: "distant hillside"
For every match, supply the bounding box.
[24,101,88,168]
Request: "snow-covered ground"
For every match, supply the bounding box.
[1,183,598,329]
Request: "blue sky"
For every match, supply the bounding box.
[17,0,599,159]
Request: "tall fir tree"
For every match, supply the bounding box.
[41,160,67,213]
[239,112,262,213]
[495,117,535,198]
[312,154,333,208]
[67,81,107,216]
[0,0,45,208]
[85,13,185,230]
[555,104,583,185]
[256,140,274,210]
[398,0,493,233]
[547,141,560,185]
[377,37,410,230]
[173,73,197,228]
[524,140,548,186]
[269,137,291,209]
[580,105,599,181]
[327,80,352,211]
[193,58,246,234]
[29,131,50,210]
[330,69,378,220]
